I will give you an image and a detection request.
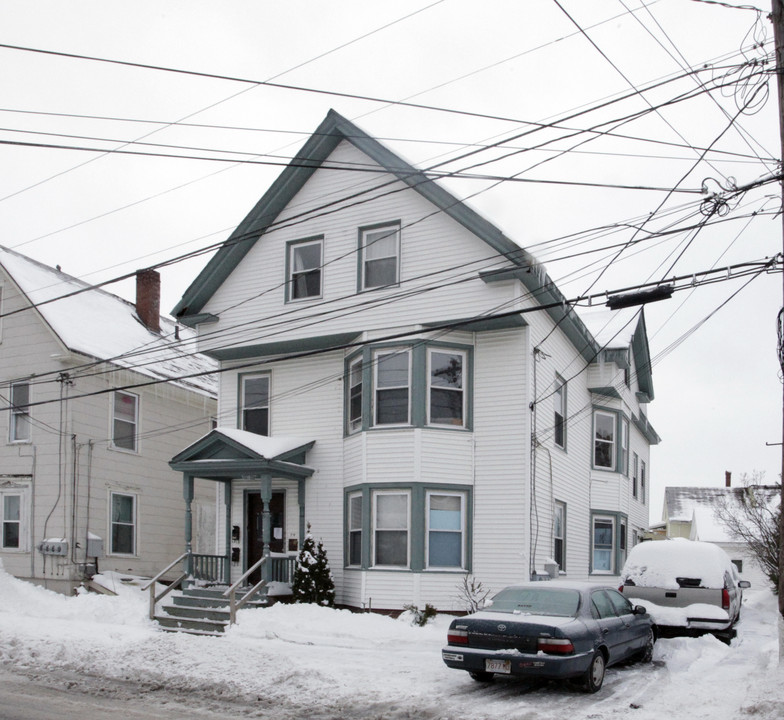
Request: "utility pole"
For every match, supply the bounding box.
[771,0,784,629]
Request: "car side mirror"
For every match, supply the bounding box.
[738,580,751,589]
[633,605,648,615]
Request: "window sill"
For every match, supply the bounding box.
[108,445,139,455]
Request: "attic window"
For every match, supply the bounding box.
[360,223,399,290]
[287,237,323,301]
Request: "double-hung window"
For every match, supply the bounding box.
[373,491,409,567]
[621,418,629,475]
[242,375,270,436]
[426,492,465,569]
[428,350,465,426]
[288,237,322,300]
[2,493,21,549]
[375,350,409,425]
[593,410,616,470]
[641,460,647,503]
[592,516,615,573]
[9,382,31,443]
[112,391,138,452]
[110,492,136,555]
[554,375,566,448]
[360,223,399,290]
[632,453,639,498]
[553,501,565,571]
[347,358,363,433]
[348,493,363,566]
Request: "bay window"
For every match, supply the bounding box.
[426,492,465,569]
[374,350,409,425]
[428,350,465,427]
[348,493,363,566]
[593,410,615,469]
[592,516,615,573]
[373,491,409,567]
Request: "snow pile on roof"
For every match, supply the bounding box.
[622,539,731,589]
[0,246,216,396]
[215,428,313,459]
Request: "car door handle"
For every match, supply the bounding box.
[602,627,609,634]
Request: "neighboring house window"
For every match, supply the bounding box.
[619,520,627,567]
[592,516,615,573]
[241,374,270,436]
[640,460,647,504]
[360,223,399,290]
[593,410,615,469]
[553,501,566,571]
[9,382,31,443]
[554,375,566,449]
[348,493,363,566]
[731,559,743,573]
[426,492,465,569]
[374,350,409,425]
[632,529,639,547]
[287,237,322,301]
[2,493,21,549]
[373,491,409,567]
[621,418,629,475]
[112,391,138,451]
[428,349,465,427]
[632,452,639,498]
[110,492,136,555]
[347,357,363,434]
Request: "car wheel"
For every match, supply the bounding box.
[468,671,494,682]
[636,628,654,664]
[583,651,606,693]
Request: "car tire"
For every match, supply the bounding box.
[636,628,655,664]
[468,671,494,682]
[583,651,606,693]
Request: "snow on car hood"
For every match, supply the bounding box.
[622,538,730,589]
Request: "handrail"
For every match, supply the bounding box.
[223,555,268,625]
[141,552,189,620]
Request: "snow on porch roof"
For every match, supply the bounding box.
[214,428,314,460]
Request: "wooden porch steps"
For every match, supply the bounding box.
[154,586,270,636]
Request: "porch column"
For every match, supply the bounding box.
[223,481,232,584]
[298,478,306,546]
[183,475,194,578]
[260,474,272,582]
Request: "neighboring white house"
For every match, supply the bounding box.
[0,246,217,594]
[170,110,660,611]
[661,484,778,589]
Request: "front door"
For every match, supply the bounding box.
[246,490,285,585]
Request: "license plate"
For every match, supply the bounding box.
[485,659,511,674]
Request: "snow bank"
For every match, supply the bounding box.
[622,538,731,588]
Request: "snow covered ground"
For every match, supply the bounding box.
[0,566,782,720]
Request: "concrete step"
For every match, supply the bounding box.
[155,613,228,635]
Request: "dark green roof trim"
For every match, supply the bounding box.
[422,314,527,332]
[589,386,622,399]
[170,110,600,364]
[177,313,218,329]
[603,348,629,369]
[631,310,654,401]
[633,412,661,446]
[170,458,313,480]
[205,331,360,361]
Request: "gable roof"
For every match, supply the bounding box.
[172,109,602,362]
[0,246,216,396]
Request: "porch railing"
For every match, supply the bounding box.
[191,553,227,583]
[140,552,189,620]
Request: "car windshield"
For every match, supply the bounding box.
[485,587,580,617]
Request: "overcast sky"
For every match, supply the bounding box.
[0,0,781,521]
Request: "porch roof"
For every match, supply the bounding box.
[169,428,315,481]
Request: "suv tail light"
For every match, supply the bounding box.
[537,637,575,654]
[721,588,730,611]
[447,628,468,645]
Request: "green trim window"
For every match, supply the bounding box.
[641,460,647,504]
[426,492,465,569]
[360,222,400,290]
[241,374,270,436]
[374,350,410,426]
[553,501,566,571]
[373,491,409,567]
[110,492,136,556]
[592,516,615,573]
[554,375,566,449]
[9,382,31,443]
[621,418,629,476]
[345,484,471,572]
[428,349,465,427]
[347,357,364,434]
[112,390,138,452]
[593,410,615,469]
[287,237,323,301]
[348,492,363,566]
[2,493,21,549]
[632,452,639,498]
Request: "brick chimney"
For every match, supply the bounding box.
[136,269,161,333]
[725,470,732,488]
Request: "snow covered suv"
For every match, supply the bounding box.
[618,539,750,640]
